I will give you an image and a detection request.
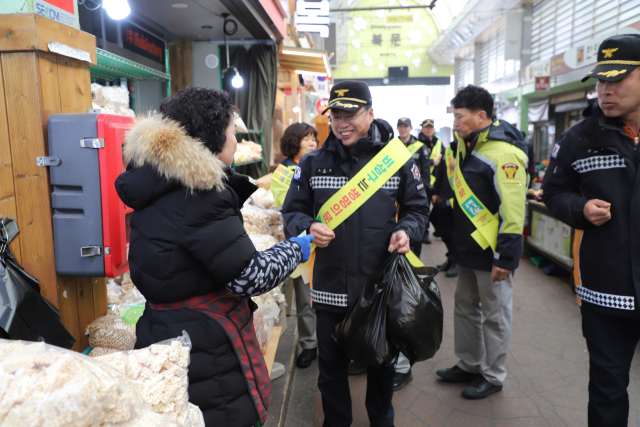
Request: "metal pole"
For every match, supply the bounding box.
[330,2,436,12]
[100,8,108,50]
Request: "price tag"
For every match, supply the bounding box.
[48,41,91,63]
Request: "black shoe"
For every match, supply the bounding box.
[422,236,432,244]
[436,365,479,382]
[393,370,413,391]
[461,376,503,399]
[445,264,458,278]
[348,360,367,375]
[296,348,317,368]
[433,231,442,238]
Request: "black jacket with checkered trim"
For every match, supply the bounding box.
[282,120,430,314]
[542,101,640,318]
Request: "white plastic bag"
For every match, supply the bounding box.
[0,339,178,427]
[86,314,137,351]
[96,332,195,426]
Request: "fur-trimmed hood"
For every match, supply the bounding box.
[123,114,227,193]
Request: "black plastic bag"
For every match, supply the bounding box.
[386,253,443,365]
[333,254,399,369]
[0,218,76,348]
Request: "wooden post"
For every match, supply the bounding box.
[0,14,107,351]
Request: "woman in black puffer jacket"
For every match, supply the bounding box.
[115,87,313,427]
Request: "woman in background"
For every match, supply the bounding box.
[271,123,318,368]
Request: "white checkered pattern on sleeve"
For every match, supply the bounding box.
[311,289,348,307]
[571,155,626,173]
[310,176,349,189]
[381,177,401,190]
[575,285,635,310]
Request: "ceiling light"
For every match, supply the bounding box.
[172,3,188,8]
[103,0,130,19]
[231,69,244,88]
[295,70,327,76]
[292,106,300,113]
[282,50,324,58]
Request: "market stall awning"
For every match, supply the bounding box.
[279,47,332,78]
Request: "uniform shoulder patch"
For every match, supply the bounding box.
[551,142,561,159]
[502,163,519,179]
[411,164,421,180]
[293,165,302,181]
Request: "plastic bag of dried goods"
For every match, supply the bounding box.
[96,331,194,426]
[255,173,272,190]
[120,285,146,306]
[89,346,119,357]
[0,339,178,427]
[241,205,270,235]
[86,315,137,351]
[107,279,124,305]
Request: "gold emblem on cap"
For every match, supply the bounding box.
[597,69,627,78]
[335,89,349,97]
[602,48,619,59]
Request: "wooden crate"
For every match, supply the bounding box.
[0,14,107,351]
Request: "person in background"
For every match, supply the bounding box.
[115,87,314,427]
[395,117,431,257]
[432,138,459,278]
[542,34,640,427]
[436,85,528,400]
[271,123,319,369]
[417,119,444,243]
[283,80,428,427]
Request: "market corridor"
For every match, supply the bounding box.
[284,233,640,427]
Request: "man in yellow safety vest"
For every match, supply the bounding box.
[435,85,528,400]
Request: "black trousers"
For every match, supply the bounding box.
[316,310,395,427]
[581,307,640,427]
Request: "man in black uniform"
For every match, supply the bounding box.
[542,34,640,427]
[418,119,444,243]
[396,117,431,257]
[283,80,429,427]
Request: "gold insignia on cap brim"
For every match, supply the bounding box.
[597,69,628,78]
[602,48,619,58]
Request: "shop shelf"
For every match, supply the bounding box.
[234,158,263,166]
[90,48,170,82]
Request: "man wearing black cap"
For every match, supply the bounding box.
[283,80,429,427]
[542,34,640,427]
[418,119,445,244]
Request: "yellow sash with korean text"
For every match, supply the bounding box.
[314,137,425,267]
[429,139,443,185]
[406,140,424,156]
[271,163,295,208]
[447,137,499,252]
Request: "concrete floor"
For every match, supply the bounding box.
[282,233,640,427]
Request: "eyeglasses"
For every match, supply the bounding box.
[329,108,370,125]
